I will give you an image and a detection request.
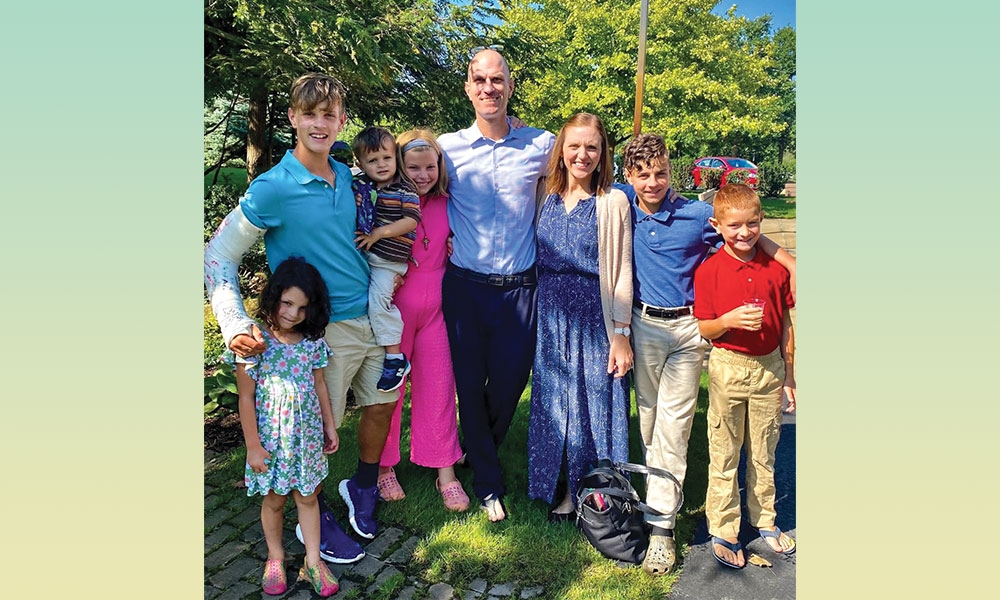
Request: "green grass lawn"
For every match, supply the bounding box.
[204,373,713,599]
[760,195,796,219]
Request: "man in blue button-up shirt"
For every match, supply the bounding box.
[438,49,555,521]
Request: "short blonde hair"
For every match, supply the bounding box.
[713,183,761,218]
[396,129,448,197]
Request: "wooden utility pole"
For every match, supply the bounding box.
[633,0,649,136]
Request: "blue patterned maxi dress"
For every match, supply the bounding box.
[527,193,630,503]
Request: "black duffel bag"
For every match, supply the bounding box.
[575,459,683,565]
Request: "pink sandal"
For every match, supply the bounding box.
[377,468,406,501]
[261,558,287,595]
[436,478,470,512]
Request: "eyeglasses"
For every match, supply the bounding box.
[469,44,504,58]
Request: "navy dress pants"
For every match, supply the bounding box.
[442,267,537,500]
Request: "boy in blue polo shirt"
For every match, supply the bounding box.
[619,134,795,577]
[205,73,399,567]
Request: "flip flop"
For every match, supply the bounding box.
[758,526,796,555]
[711,536,746,569]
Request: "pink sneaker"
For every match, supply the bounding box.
[436,478,470,512]
[377,468,406,501]
[298,559,339,597]
[261,558,287,595]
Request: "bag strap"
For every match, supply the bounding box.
[576,461,685,517]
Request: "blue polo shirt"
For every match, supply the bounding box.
[240,150,370,322]
[618,184,722,308]
[439,121,555,275]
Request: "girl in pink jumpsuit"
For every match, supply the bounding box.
[376,129,469,511]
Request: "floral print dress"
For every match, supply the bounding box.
[228,330,332,496]
[527,193,629,503]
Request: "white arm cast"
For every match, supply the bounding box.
[204,205,266,347]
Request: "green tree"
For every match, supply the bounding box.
[498,0,785,156]
[205,0,497,180]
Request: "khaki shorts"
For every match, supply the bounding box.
[322,315,397,427]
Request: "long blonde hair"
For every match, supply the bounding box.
[544,113,612,197]
[396,128,449,197]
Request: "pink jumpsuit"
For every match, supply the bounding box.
[379,192,463,468]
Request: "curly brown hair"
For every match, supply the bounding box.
[255,257,331,340]
[622,133,671,178]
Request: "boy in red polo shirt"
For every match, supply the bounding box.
[693,183,797,570]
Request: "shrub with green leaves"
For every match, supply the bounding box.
[702,168,724,190]
[671,156,696,191]
[204,361,239,415]
[726,170,749,186]
[757,160,796,197]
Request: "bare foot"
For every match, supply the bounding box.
[713,537,746,568]
[481,494,506,522]
[759,526,796,554]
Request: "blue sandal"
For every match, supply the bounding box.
[711,537,745,569]
[759,526,796,555]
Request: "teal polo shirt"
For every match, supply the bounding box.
[618,184,722,308]
[240,150,370,322]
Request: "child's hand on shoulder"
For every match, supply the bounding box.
[323,421,339,454]
[247,444,271,473]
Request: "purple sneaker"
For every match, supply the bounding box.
[295,498,365,564]
[339,477,379,539]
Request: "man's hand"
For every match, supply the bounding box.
[230,324,266,358]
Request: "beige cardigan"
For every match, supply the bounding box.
[596,188,633,342]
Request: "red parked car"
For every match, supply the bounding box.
[691,156,758,190]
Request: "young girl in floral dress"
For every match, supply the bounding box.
[231,256,340,596]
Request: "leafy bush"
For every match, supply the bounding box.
[671,156,696,191]
[204,362,239,415]
[204,307,226,369]
[205,180,268,295]
[726,170,749,186]
[756,160,796,198]
[702,168,724,190]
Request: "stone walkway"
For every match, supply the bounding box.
[204,450,538,600]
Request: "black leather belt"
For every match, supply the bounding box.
[634,300,693,320]
[448,263,537,287]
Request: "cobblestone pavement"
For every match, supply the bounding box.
[205,450,542,600]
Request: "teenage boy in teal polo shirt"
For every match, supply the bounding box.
[618,134,795,577]
[205,73,397,564]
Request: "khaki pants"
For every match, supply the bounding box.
[322,316,397,427]
[631,310,709,529]
[705,346,785,539]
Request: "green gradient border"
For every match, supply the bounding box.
[0,2,203,598]
[4,1,998,598]
[800,2,1000,598]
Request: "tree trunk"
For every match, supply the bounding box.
[246,82,269,183]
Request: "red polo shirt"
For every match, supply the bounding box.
[693,248,794,356]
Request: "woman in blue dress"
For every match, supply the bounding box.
[527,113,634,521]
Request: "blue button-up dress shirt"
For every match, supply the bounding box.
[438,122,555,275]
